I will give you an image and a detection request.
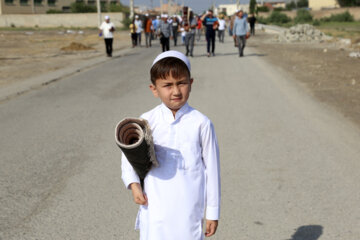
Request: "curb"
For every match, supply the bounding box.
[0,46,135,103]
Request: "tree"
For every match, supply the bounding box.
[249,0,256,14]
[297,0,309,8]
[337,0,360,6]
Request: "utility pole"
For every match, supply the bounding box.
[130,0,134,19]
[150,0,153,9]
[160,0,163,15]
[96,0,102,27]
[236,0,239,10]
[168,0,172,16]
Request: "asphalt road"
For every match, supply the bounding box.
[1,37,360,240]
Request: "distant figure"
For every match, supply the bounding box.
[196,15,203,41]
[248,14,257,36]
[217,15,226,43]
[152,16,160,39]
[129,18,138,48]
[171,16,180,46]
[158,14,173,52]
[233,10,250,57]
[229,12,237,47]
[134,15,143,46]
[201,9,219,57]
[99,15,115,57]
[144,14,153,47]
[184,11,197,57]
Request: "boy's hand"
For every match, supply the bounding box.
[205,220,218,237]
[130,183,148,205]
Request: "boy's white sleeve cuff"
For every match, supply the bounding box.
[206,206,220,220]
[122,172,140,189]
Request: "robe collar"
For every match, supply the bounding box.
[161,102,189,124]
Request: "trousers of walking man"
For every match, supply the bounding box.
[233,10,250,57]
[99,15,115,57]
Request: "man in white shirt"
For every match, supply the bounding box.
[134,15,143,46]
[217,15,226,43]
[120,51,221,240]
[99,15,115,57]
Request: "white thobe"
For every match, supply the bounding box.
[121,103,221,240]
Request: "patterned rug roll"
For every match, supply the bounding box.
[115,118,158,188]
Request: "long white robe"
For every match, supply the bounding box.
[121,103,221,240]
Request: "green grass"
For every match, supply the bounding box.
[315,21,360,42]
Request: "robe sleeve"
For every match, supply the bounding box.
[121,151,140,189]
[201,120,221,220]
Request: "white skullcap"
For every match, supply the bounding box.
[152,50,191,72]
[157,15,160,18]
[145,13,149,16]
[164,14,168,18]
[104,15,110,20]
[135,15,139,18]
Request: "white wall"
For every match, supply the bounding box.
[0,12,124,27]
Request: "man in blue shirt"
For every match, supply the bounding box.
[201,10,218,57]
[233,10,250,57]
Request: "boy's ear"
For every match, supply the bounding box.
[189,78,194,91]
[149,84,159,97]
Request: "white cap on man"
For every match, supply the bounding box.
[135,15,139,18]
[145,13,149,17]
[104,15,110,20]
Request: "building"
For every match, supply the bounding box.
[0,0,117,15]
[309,0,339,10]
[153,3,182,15]
[217,3,249,16]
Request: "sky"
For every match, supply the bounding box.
[122,0,292,14]
[121,0,254,14]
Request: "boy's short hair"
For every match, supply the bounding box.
[150,57,191,85]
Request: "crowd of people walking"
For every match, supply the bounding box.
[99,8,256,58]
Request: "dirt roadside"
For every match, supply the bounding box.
[247,31,360,128]
[0,29,131,87]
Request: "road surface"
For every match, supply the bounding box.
[1,37,360,240]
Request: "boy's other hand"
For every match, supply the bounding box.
[205,220,218,237]
[130,183,148,206]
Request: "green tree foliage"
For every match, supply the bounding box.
[297,0,309,8]
[70,2,96,13]
[286,1,296,10]
[257,5,269,12]
[337,0,360,6]
[249,0,256,14]
[321,11,354,22]
[268,11,291,24]
[294,9,313,23]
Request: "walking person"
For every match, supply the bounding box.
[144,14,153,48]
[171,16,180,46]
[217,15,226,43]
[201,10,218,57]
[196,15,202,41]
[134,15,143,46]
[152,16,160,40]
[184,11,197,57]
[129,18,138,48]
[248,14,257,36]
[158,14,173,52]
[99,15,115,57]
[233,10,250,57]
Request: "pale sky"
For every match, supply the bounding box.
[121,0,292,14]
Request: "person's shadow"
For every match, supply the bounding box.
[288,225,323,240]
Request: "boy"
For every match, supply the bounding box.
[121,50,221,240]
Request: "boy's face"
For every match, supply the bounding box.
[150,73,193,116]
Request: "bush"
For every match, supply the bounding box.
[46,9,63,13]
[70,2,96,13]
[267,11,291,24]
[121,17,132,30]
[257,6,269,12]
[322,11,354,22]
[337,0,360,7]
[286,1,296,10]
[294,9,313,23]
[257,16,268,24]
[273,7,284,11]
[312,19,321,26]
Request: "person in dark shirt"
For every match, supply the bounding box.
[248,14,257,36]
[201,10,219,57]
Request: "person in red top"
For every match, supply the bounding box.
[196,15,202,41]
[144,14,153,48]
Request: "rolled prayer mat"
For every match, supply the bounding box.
[115,118,158,189]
